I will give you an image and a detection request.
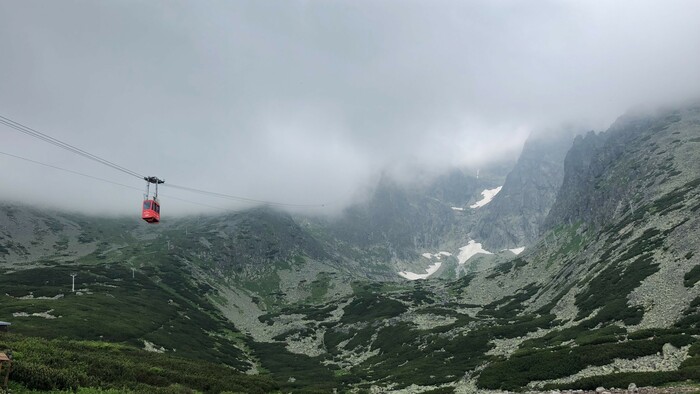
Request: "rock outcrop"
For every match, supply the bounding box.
[472,129,577,250]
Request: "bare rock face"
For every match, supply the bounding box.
[329,172,470,259]
[472,129,577,250]
[544,104,700,232]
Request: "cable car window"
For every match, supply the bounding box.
[155,204,160,213]
[143,201,151,210]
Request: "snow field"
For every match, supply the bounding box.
[470,186,502,209]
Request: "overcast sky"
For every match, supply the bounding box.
[1,0,699,216]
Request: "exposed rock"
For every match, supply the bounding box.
[530,345,691,388]
[143,340,165,353]
[285,328,326,357]
[409,313,457,330]
[473,129,577,250]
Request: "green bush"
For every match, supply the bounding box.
[0,262,249,370]
[479,283,540,319]
[477,335,694,391]
[575,228,663,325]
[685,265,700,287]
[247,341,337,392]
[340,294,407,324]
[0,333,278,393]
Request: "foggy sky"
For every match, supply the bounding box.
[1,0,699,216]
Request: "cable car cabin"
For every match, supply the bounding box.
[142,200,161,223]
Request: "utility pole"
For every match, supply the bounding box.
[131,267,136,279]
[70,273,77,293]
[476,169,480,179]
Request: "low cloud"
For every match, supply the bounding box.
[1,0,699,215]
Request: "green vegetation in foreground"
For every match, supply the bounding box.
[574,227,664,327]
[478,332,695,391]
[0,260,250,370]
[248,341,342,393]
[259,280,555,391]
[542,336,700,391]
[0,333,277,393]
[307,272,332,303]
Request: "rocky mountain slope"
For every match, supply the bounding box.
[0,151,563,392]
[314,135,575,281]
[321,168,499,258]
[236,103,700,392]
[472,129,577,250]
[2,102,698,393]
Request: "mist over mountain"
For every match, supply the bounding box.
[2,1,700,215]
[2,1,700,393]
[2,101,700,393]
[472,128,579,250]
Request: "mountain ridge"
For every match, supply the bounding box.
[472,128,577,250]
[1,102,699,392]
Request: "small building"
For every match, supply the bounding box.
[0,322,10,333]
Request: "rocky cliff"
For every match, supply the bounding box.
[472,129,576,250]
[545,105,699,232]
[249,102,700,392]
[321,166,506,261]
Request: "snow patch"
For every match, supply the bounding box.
[398,262,442,280]
[470,186,502,209]
[421,252,433,259]
[508,247,525,255]
[457,240,493,265]
[451,207,464,211]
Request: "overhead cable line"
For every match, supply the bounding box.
[0,115,144,179]
[0,150,226,211]
[161,194,228,211]
[0,114,328,209]
[0,150,141,191]
[164,183,327,208]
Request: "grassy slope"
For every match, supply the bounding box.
[0,333,277,393]
[0,217,281,392]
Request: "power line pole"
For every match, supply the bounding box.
[70,273,77,293]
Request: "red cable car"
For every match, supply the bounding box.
[142,176,164,224]
[142,199,161,223]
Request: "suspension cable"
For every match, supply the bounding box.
[164,183,326,208]
[0,115,144,179]
[0,114,328,209]
[0,150,226,211]
[0,150,141,191]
